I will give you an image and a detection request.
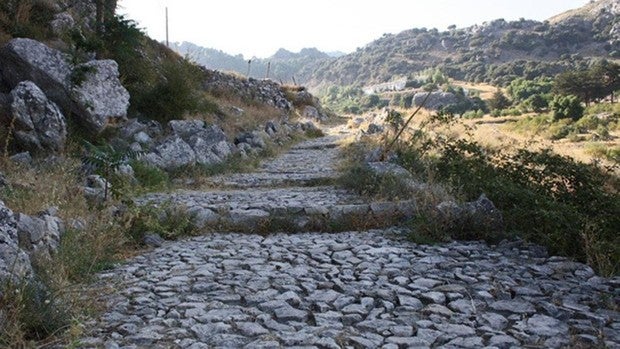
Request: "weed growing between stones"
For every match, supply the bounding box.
[304,127,325,138]
[120,202,199,244]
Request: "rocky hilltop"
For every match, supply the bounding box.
[170,41,335,85]
[305,0,619,89]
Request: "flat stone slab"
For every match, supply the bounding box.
[81,231,620,348]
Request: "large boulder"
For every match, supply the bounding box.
[70,60,130,131]
[436,194,504,235]
[0,200,33,283]
[150,120,233,168]
[9,81,67,153]
[413,91,459,110]
[144,136,197,171]
[16,208,65,260]
[0,38,129,133]
[0,38,71,103]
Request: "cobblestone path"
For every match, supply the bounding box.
[82,129,620,349]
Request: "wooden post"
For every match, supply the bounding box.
[247,59,252,78]
[265,62,271,79]
[292,75,297,86]
[165,7,169,47]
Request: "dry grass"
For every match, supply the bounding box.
[0,158,87,217]
[0,156,132,347]
[378,105,620,170]
[451,81,499,100]
[197,93,287,137]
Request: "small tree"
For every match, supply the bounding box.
[487,90,511,111]
[550,95,584,121]
[524,94,549,113]
[82,141,143,201]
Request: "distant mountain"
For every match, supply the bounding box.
[326,51,347,58]
[169,42,335,85]
[305,0,619,90]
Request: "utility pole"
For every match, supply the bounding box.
[165,7,169,47]
[265,61,271,79]
[247,59,252,78]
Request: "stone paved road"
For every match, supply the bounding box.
[83,231,619,349]
[82,128,620,348]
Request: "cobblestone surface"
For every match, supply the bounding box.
[82,129,620,348]
[205,134,343,188]
[83,231,619,348]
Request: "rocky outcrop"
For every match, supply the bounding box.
[16,207,65,261]
[143,120,234,171]
[413,91,458,110]
[144,136,197,171]
[50,12,76,36]
[71,59,130,131]
[0,38,129,133]
[0,201,33,283]
[202,69,292,110]
[436,194,504,234]
[8,81,67,153]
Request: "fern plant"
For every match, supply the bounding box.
[81,141,143,201]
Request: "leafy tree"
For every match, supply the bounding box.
[550,95,584,121]
[507,77,553,102]
[591,60,620,103]
[487,90,511,111]
[554,61,620,105]
[524,94,549,112]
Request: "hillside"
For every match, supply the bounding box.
[169,41,336,85]
[306,0,619,90]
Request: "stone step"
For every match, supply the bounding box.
[138,187,417,233]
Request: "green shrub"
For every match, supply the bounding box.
[0,277,71,343]
[550,94,584,121]
[487,90,511,111]
[398,129,620,276]
[305,127,325,138]
[121,203,198,244]
[135,60,210,122]
[338,163,408,200]
[131,160,169,191]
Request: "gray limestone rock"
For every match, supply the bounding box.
[145,136,196,171]
[0,200,33,282]
[413,91,458,110]
[15,209,64,258]
[70,60,130,131]
[50,12,75,36]
[9,81,67,153]
[143,233,165,248]
[0,38,129,133]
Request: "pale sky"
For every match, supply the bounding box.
[117,0,591,58]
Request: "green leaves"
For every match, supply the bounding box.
[81,141,144,201]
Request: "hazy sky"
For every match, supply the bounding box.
[117,0,590,58]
